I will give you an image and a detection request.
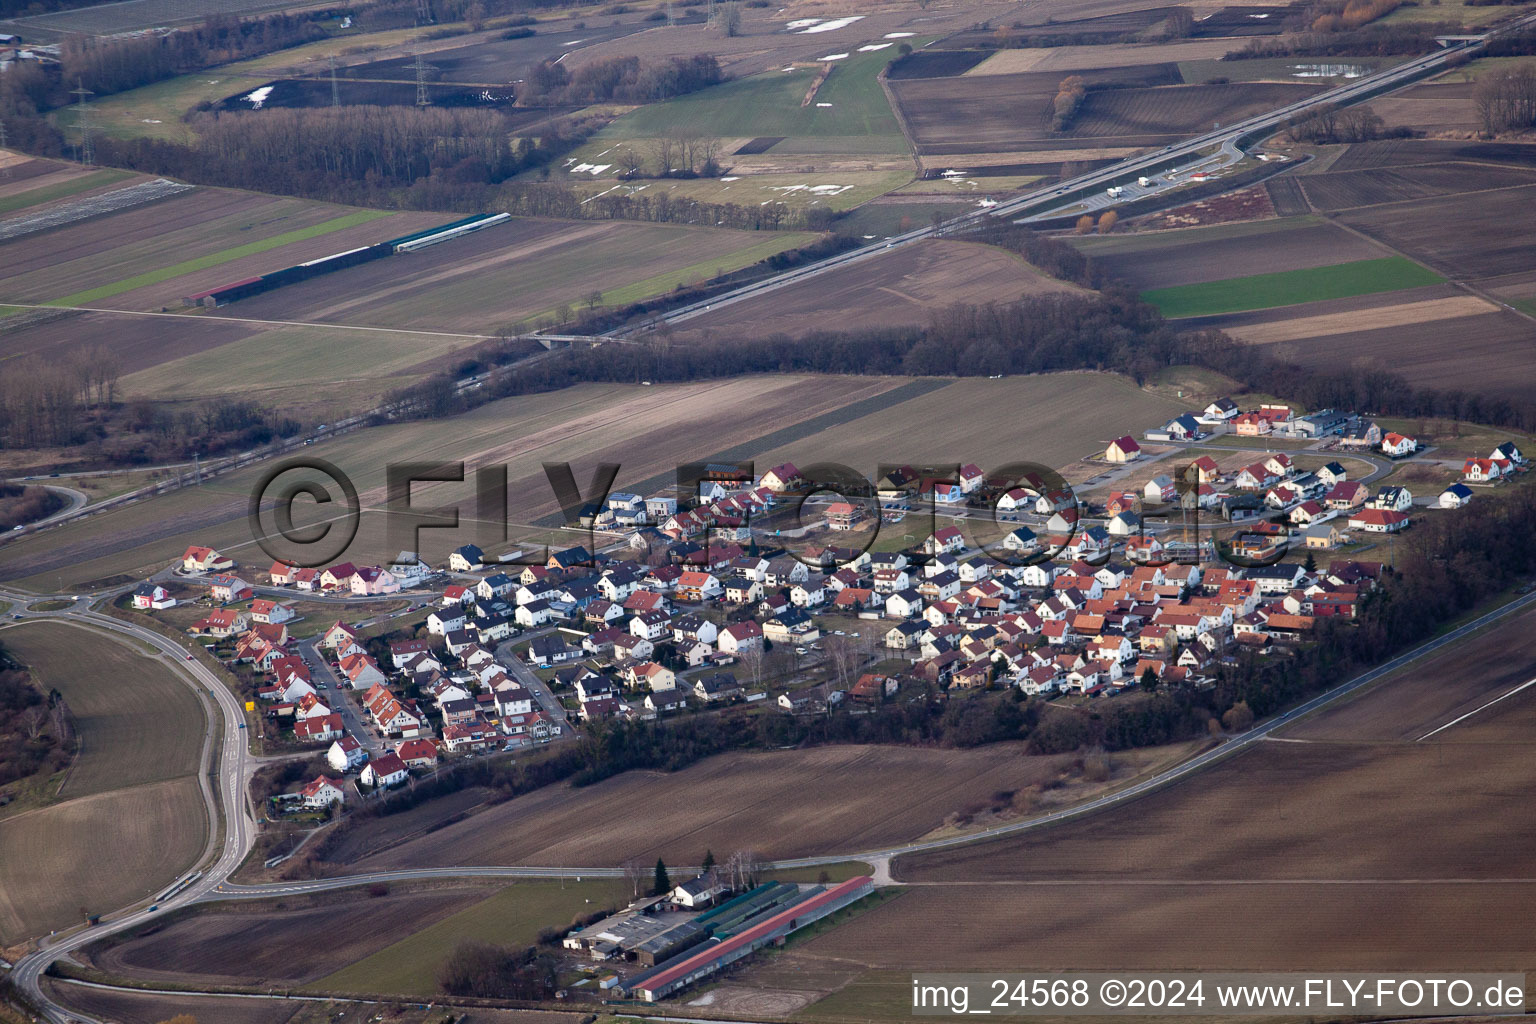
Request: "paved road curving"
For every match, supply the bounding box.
[0,587,258,1024]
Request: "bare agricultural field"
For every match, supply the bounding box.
[0,622,205,798]
[898,614,1536,889]
[1329,138,1536,171]
[213,217,816,333]
[1222,293,1497,344]
[750,373,1187,476]
[1338,182,1536,279]
[891,73,1317,155]
[0,307,256,375]
[1274,308,1536,402]
[120,321,487,403]
[1283,602,1536,744]
[769,608,1536,1006]
[799,881,1536,976]
[672,239,1079,341]
[0,164,141,216]
[1372,92,1480,136]
[0,777,207,944]
[86,886,494,987]
[966,40,1239,75]
[341,743,1180,871]
[1297,161,1536,212]
[0,376,907,589]
[1072,215,1388,290]
[0,622,208,943]
[0,189,364,305]
[43,981,306,1024]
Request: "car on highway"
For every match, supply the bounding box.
[186,654,194,660]
[238,723,247,729]
[147,905,158,912]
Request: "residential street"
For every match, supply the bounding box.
[494,629,572,734]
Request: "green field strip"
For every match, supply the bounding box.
[0,169,135,216]
[308,880,625,997]
[47,208,393,307]
[1142,256,1445,318]
[599,47,908,145]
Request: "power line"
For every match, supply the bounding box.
[329,54,340,108]
[0,117,10,179]
[70,79,95,166]
[415,0,433,26]
[414,50,438,107]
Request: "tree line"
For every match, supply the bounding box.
[1473,61,1536,134]
[0,344,119,448]
[0,643,75,791]
[1228,21,1454,58]
[519,53,723,106]
[1282,102,1410,144]
[0,11,335,119]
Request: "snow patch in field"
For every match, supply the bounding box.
[818,52,849,60]
[244,86,273,108]
[799,15,862,32]
[816,101,832,107]
[689,993,717,1006]
[569,163,611,175]
[141,118,162,124]
[858,42,892,51]
[884,31,915,38]
[768,183,854,196]
[785,18,821,29]
[721,176,739,181]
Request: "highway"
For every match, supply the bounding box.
[5,15,1536,1019]
[605,17,1536,339]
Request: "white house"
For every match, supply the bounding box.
[361,752,409,789]
[427,608,467,635]
[1381,432,1417,457]
[449,545,484,572]
[1143,475,1176,504]
[717,621,763,654]
[132,583,176,610]
[326,735,367,772]
[1439,483,1474,509]
[298,775,345,809]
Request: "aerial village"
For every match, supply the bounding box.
[138,397,1526,815]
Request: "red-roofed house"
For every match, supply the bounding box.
[298,775,345,808]
[396,737,438,768]
[181,545,233,574]
[1348,508,1410,533]
[760,463,802,492]
[1105,436,1142,463]
[361,752,409,788]
[925,525,965,555]
[295,713,344,744]
[248,599,294,625]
